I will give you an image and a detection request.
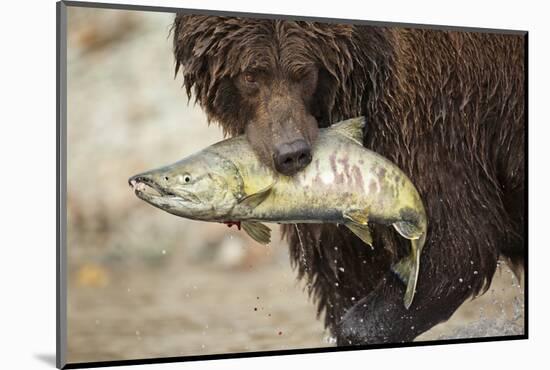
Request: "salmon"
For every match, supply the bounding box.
[129,117,428,308]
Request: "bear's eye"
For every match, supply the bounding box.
[293,70,307,80]
[244,72,257,84]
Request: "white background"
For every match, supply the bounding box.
[0,0,547,368]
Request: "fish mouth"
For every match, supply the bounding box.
[128,176,200,204]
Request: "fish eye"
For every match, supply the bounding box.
[184,175,191,183]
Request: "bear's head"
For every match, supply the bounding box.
[173,15,383,175]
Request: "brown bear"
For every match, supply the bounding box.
[172,15,525,345]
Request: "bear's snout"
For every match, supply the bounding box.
[273,139,312,175]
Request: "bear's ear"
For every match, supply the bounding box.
[172,14,202,101]
[171,15,251,137]
[173,15,222,75]
[172,14,193,77]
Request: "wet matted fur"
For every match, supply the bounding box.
[173,15,525,344]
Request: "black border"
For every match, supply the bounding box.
[56,1,529,369]
[63,335,526,369]
[523,32,529,339]
[62,0,527,34]
[57,2,68,369]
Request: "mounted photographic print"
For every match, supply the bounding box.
[56,1,527,368]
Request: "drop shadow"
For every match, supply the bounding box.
[34,353,57,367]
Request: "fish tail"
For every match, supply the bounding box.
[392,235,424,309]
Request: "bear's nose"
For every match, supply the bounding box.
[273,139,312,176]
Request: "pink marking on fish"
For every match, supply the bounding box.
[352,165,364,191]
[338,156,351,183]
[329,152,344,184]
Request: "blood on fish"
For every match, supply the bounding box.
[224,221,241,230]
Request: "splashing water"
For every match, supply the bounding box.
[294,224,307,270]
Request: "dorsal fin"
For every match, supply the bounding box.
[326,117,366,145]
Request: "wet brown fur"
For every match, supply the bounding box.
[173,15,525,343]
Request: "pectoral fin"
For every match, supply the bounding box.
[343,209,373,246]
[242,221,271,245]
[238,183,274,209]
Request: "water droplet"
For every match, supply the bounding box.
[338,267,345,272]
[458,278,463,283]
[335,282,339,287]
[473,270,478,275]
[351,296,356,301]
[161,249,166,255]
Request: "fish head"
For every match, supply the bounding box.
[129,152,243,221]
